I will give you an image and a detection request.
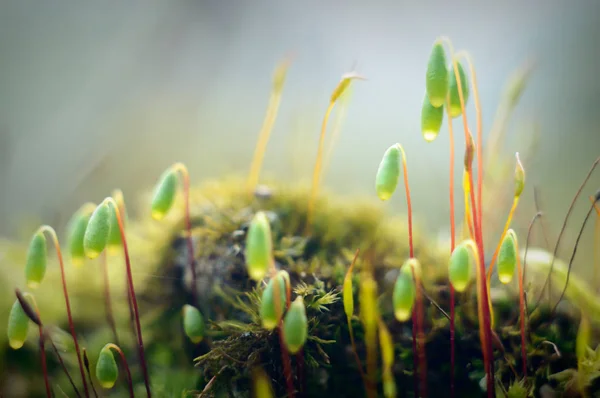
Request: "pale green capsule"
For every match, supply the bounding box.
[393,261,416,322]
[84,201,111,259]
[421,94,444,142]
[448,61,469,118]
[498,230,517,284]
[66,203,95,266]
[260,274,287,330]
[245,212,273,281]
[151,168,178,220]
[182,304,205,344]
[375,144,402,201]
[96,344,118,389]
[359,274,378,331]
[107,191,127,253]
[7,299,29,349]
[24,232,47,289]
[514,153,525,198]
[252,367,275,398]
[283,297,308,354]
[425,41,448,108]
[448,243,473,292]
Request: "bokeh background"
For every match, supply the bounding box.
[1,0,599,273]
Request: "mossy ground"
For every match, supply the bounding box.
[1,178,598,397]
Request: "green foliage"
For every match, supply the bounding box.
[24,231,47,289]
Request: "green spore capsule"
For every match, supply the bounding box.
[448,61,470,118]
[260,273,287,330]
[107,190,126,253]
[84,201,111,259]
[245,211,273,281]
[151,168,178,220]
[375,144,402,201]
[421,94,444,142]
[448,243,473,292]
[24,231,47,289]
[7,299,30,349]
[96,344,118,389]
[498,229,518,284]
[425,40,448,108]
[182,304,205,344]
[283,297,308,354]
[514,152,525,198]
[66,203,95,266]
[393,260,416,322]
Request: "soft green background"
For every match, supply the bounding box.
[0,0,598,270]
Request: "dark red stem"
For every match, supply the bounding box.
[38,325,52,398]
[101,252,119,346]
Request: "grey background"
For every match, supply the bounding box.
[0,0,599,273]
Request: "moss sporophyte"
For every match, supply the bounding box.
[5,38,600,398]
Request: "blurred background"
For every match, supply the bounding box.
[0,0,599,273]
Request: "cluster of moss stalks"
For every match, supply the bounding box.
[2,36,600,398]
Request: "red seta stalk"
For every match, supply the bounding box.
[39,226,89,397]
[446,94,457,398]
[101,252,119,346]
[397,145,427,397]
[107,199,152,397]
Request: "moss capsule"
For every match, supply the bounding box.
[393,260,416,322]
[425,40,448,108]
[498,230,518,284]
[260,273,287,330]
[448,61,469,118]
[342,267,354,321]
[182,304,205,344]
[96,344,118,389]
[66,203,95,266]
[84,201,111,259]
[24,232,47,289]
[151,168,178,220]
[375,144,402,201]
[245,212,273,281]
[283,297,308,354]
[7,299,30,349]
[514,152,525,198]
[252,367,275,398]
[448,243,473,292]
[421,94,444,142]
[107,190,126,253]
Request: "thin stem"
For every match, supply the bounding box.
[523,212,543,301]
[306,102,335,235]
[296,349,305,396]
[344,249,368,386]
[551,199,598,314]
[106,343,134,398]
[446,94,457,398]
[101,252,119,346]
[105,198,151,397]
[509,233,528,378]
[410,262,427,398]
[533,187,553,303]
[533,157,599,309]
[247,58,290,195]
[171,163,197,306]
[82,349,98,398]
[38,225,89,398]
[455,51,484,245]
[19,290,51,398]
[48,333,82,398]
[486,197,520,284]
[591,196,600,293]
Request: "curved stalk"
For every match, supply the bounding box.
[104,197,152,397]
[247,57,291,196]
[37,225,89,397]
[105,343,134,398]
[101,252,119,345]
[171,162,197,306]
[591,196,600,292]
